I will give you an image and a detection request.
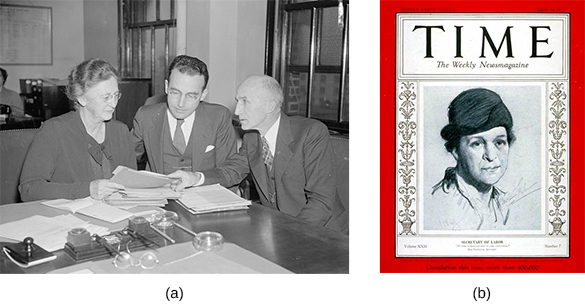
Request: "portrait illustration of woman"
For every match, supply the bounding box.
[424,87,541,231]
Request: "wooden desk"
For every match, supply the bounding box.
[0,200,349,274]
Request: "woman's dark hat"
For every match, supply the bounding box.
[441,88,513,149]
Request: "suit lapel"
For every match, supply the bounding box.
[274,113,294,184]
[189,103,211,170]
[147,104,166,173]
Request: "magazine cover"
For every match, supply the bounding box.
[381,0,584,272]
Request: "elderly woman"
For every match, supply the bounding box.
[19,59,136,201]
[426,88,520,230]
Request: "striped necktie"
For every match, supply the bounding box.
[173,119,187,154]
[261,136,273,172]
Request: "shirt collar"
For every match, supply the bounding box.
[262,113,281,156]
[167,108,196,128]
[167,108,196,143]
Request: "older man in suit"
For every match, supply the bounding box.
[131,55,238,176]
[171,75,348,233]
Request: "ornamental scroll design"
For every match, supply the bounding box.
[548,82,568,235]
[397,82,417,235]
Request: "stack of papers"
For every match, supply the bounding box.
[104,192,168,207]
[119,187,181,199]
[104,187,181,208]
[41,198,134,223]
[177,184,251,215]
[110,166,178,188]
[107,166,183,207]
[0,214,109,252]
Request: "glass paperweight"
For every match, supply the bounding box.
[152,211,179,229]
[193,231,224,252]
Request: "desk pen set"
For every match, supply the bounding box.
[63,216,164,262]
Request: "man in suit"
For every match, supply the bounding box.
[171,75,348,233]
[131,55,238,176]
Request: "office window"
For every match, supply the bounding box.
[119,0,176,95]
[267,0,349,133]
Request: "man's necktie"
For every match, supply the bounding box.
[261,136,273,172]
[173,119,187,154]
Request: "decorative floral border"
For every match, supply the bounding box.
[397,81,417,235]
[548,82,568,235]
[397,82,569,236]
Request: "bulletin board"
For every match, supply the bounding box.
[0,4,52,65]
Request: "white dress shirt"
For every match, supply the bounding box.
[166,109,205,185]
[262,113,281,157]
[167,109,195,142]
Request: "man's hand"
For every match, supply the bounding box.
[90,180,125,200]
[168,170,201,192]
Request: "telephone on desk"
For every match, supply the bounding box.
[0,104,14,123]
[0,104,12,115]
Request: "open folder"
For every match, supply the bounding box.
[41,198,134,223]
[109,166,178,188]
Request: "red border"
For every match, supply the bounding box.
[381,0,585,273]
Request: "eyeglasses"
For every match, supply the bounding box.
[91,91,122,104]
[168,89,199,103]
[102,91,122,103]
[112,239,159,270]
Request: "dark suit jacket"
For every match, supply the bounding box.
[131,101,238,174]
[201,113,348,233]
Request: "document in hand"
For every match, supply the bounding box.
[109,165,178,188]
[177,184,251,215]
[41,198,134,223]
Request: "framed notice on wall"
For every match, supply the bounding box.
[0,4,52,65]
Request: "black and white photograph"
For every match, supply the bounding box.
[395,13,570,258]
[0,0,350,283]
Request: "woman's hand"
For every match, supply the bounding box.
[168,170,201,192]
[90,179,125,200]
